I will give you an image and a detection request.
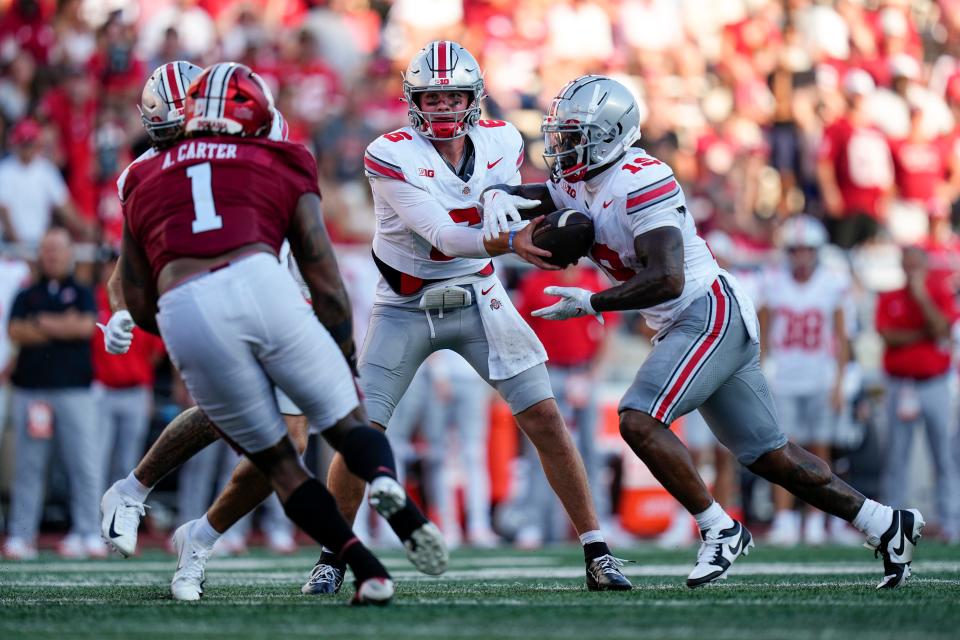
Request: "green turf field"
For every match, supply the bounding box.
[2,543,958,639]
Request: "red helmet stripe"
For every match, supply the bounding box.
[164,64,183,109]
[436,40,448,79]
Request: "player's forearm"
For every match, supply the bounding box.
[120,224,159,334]
[483,183,556,219]
[591,269,684,312]
[434,225,490,258]
[106,261,127,311]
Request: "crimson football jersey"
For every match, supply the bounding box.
[122,136,319,279]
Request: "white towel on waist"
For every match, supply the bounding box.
[719,269,759,344]
[469,275,547,380]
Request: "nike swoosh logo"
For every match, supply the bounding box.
[727,531,743,556]
[891,512,906,556]
[602,200,613,208]
[481,285,495,295]
[487,158,503,169]
[109,512,121,539]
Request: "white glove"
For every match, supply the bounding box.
[531,286,604,324]
[97,310,135,355]
[480,189,541,241]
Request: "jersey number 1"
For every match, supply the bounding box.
[187,162,223,234]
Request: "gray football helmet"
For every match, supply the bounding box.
[541,75,641,182]
[138,60,203,145]
[402,40,485,140]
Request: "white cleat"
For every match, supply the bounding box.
[350,577,395,606]
[870,508,925,590]
[766,512,801,548]
[687,520,754,588]
[100,481,147,558]
[171,521,212,602]
[3,537,38,561]
[404,522,448,576]
[368,476,407,518]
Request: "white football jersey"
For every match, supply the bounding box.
[0,257,30,368]
[759,265,848,394]
[547,149,720,331]
[364,120,524,303]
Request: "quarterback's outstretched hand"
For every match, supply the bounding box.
[97,310,135,354]
[481,188,540,240]
[532,286,604,324]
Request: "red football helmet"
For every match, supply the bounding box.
[184,63,274,137]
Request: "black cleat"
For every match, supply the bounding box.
[586,554,633,591]
[301,561,345,595]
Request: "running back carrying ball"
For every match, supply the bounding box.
[531,209,594,268]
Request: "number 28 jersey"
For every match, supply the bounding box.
[547,149,720,332]
[759,266,848,394]
[122,136,319,280]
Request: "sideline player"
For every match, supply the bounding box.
[304,41,631,595]
[117,62,447,605]
[759,215,849,546]
[487,75,923,590]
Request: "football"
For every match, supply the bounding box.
[531,209,594,268]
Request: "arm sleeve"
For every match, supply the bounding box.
[372,177,489,258]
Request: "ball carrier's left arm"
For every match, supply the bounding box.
[120,221,160,334]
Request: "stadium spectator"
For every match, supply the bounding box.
[0,249,30,451]
[876,245,960,543]
[817,69,894,248]
[0,119,87,248]
[3,227,101,560]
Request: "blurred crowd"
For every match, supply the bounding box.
[2,0,960,559]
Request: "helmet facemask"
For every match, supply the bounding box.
[542,119,601,183]
[406,86,483,141]
[138,104,184,145]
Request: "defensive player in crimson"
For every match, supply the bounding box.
[303,41,632,595]
[483,74,924,590]
[117,62,449,605]
[96,61,327,600]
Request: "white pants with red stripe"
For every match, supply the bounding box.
[619,276,786,465]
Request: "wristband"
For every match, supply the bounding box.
[508,229,518,253]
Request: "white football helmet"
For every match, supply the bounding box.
[541,75,641,183]
[777,214,828,249]
[402,40,485,140]
[139,61,203,145]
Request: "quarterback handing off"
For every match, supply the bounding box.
[489,75,923,590]
[118,62,447,605]
[305,42,631,594]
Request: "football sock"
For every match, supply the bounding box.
[193,515,221,549]
[338,426,398,482]
[119,471,152,502]
[693,501,734,534]
[317,548,344,569]
[852,499,894,546]
[283,479,388,582]
[579,531,611,561]
[387,502,429,541]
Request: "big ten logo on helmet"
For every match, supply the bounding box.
[431,78,451,86]
[419,168,435,177]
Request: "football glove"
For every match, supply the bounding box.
[97,310,135,354]
[480,189,540,241]
[531,286,603,324]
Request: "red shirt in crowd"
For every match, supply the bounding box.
[875,275,957,379]
[40,88,98,219]
[92,287,165,388]
[819,116,893,218]
[888,137,947,207]
[517,267,617,367]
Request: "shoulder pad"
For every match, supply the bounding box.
[612,153,681,215]
[117,148,159,203]
[365,128,415,181]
